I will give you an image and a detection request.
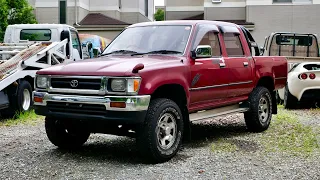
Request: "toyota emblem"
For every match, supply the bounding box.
[70,80,79,88]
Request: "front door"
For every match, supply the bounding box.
[189,24,230,111]
[222,32,254,98]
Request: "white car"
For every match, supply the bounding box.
[277,62,320,109]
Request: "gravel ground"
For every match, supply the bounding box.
[0,109,319,180]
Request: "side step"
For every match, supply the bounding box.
[189,104,249,122]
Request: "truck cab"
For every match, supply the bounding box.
[3,24,83,61]
[0,24,84,117]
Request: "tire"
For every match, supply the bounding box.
[136,98,184,163]
[284,84,297,109]
[45,117,90,149]
[244,86,272,132]
[0,80,33,118]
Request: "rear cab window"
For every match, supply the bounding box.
[270,33,319,57]
[20,29,51,41]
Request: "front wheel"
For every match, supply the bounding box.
[136,98,184,163]
[244,86,273,132]
[45,117,90,149]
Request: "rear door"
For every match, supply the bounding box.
[220,26,254,98]
[189,24,230,111]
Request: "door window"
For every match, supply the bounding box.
[193,26,221,57]
[223,33,244,57]
[70,30,82,59]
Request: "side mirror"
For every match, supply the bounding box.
[259,46,265,55]
[60,30,70,41]
[250,41,259,48]
[193,45,212,59]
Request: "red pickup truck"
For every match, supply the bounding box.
[33,20,287,163]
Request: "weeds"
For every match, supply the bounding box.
[211,107,320,157]
[0,110,43,126]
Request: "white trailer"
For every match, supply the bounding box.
[0,24,84,117]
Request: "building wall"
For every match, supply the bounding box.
[247,4,320,46]
[33,0,152,25]
[35,8,59,24]
[204,0,246,20]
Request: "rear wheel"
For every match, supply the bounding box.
[45,117,90,149]
[284,84,297,109]
[136,98,184,163]
[244,86,272,132]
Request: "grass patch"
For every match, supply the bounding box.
[261,110,320,156]
[210,107,320,156]
[0,110,43,126]
[211,139,238,153]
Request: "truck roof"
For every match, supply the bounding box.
[7,24,77,30]
[129,20,238,28]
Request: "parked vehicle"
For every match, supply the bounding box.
[33,20,288,163]
[0,24,84,117]
[282,62,320,109]
[79,34,111,59]
[262,32,320,107]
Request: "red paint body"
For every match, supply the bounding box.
[37,20,288,113]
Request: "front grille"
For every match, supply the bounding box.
[50,78,101,90]
[47,102,106,115]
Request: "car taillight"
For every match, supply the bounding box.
[300,73,308,80]
[309,73,316,79]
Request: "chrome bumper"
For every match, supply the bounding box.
[32,92,151,112]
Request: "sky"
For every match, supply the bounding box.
[155,0,164,6]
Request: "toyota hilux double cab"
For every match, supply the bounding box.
[33,20,288,163]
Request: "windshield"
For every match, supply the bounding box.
[102,25,192,55]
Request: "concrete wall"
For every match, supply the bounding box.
[205,7,245,20]
[247,4,320,46]
[166,0,203,6]
[35,8,59,24]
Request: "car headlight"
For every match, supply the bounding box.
[111,79,126,92]
[36,76,48,88]
[110,78,141,93]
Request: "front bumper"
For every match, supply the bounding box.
[33,92,151,124]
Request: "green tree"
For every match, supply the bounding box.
[154,9,165,21]
[0,0,37,41]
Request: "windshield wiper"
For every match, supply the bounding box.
[101,50,138,56]
[131,50,182,56]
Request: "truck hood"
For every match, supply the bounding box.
[37,55,184,76]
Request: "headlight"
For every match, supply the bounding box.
[111,79,126,92]
[36,76,48,88]
[110,78,141,93]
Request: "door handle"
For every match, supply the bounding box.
[243,62,249,67]
[219,63,226,68]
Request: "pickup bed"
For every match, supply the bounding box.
[33,20,288,163]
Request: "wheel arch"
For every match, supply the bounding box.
[151,83,191,142]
